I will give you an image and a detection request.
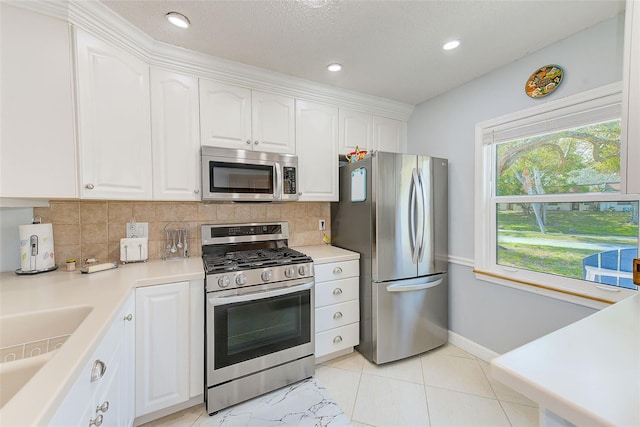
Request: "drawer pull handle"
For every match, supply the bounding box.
[90,359,107,382]
[124,313,133,321]
[333,311,343,320]
[333,267,343,274]
[333,335,343,344]
[85,183,95,190]
[332,288,343,295]
[96,401,109,414]
[89,414,103,427]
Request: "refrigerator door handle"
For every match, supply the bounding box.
[416,167,426,262]
[386,278,443,292]
[409,168,419,263]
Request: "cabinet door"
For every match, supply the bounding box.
[135,282,190,416]
[76,29,152,200]
[373,116,405,153]
[252,91,295,154]
[150,68,201,200]
[189,279,204,398]
[339,109,373,155]
[199,80,252,149]
[296,100,339,201]
[0,4,77,199]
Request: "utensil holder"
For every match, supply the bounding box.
[163,223,189,260]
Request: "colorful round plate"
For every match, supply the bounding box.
[525,65,563,98]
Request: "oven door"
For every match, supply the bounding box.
[206,278,314,385]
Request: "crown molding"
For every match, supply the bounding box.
[12,0,414,120]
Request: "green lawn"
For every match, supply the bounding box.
[496,210,638,279]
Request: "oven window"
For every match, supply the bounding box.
[210,162,273,194]
[213,289,311,369]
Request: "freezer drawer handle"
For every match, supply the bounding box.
[386,278,443,293]
[332,267,343,274]
[333,311,343,320]
[333,336,343,344]
[332,288,343,295]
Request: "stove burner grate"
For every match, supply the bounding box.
[203,247,312,274]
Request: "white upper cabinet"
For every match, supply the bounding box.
[150,68,201,200]
[623,0,640,194]
[373,116,406,153]
[340,108,406,155]
[339,109,373,155]
[296,100,339,201]
[199,80,295,153]
[75,29,152,200]
[0,5,77,199]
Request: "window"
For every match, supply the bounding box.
[475,83,639,304]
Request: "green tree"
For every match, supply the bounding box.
[496,120,621,233]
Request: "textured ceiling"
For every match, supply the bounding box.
[102,0,625,105]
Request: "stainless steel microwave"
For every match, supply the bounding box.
[201,146,299,202]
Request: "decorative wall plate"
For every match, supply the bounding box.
[525,64,563,98]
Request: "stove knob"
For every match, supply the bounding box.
[218,276,230,288]
[235,273,247,286]
[261,269,273,282]
[284,266,295,278]
[298,265,308,276]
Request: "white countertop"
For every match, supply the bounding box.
[293,244,360,264]
[0,245,357,426]
[0,258,204,427]
[491,293,640,427]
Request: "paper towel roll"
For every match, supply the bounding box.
[19,223,55,272]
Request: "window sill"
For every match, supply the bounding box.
[473,269,636,309]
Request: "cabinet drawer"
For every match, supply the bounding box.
[315,277,359,308]
[315,323,359,358]
[315,300,359,333]
[315,260,359,283]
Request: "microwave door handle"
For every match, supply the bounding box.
[274,162,282,199]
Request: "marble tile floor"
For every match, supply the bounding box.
[142,344,538,427]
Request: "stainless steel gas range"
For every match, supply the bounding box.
[201,222,315,414]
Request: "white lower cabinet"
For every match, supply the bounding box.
[314,260,360,361]
[135,280,204,421]
[49,294,135,427]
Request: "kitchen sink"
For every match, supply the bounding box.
[0,305,92,408]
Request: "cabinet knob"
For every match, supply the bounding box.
[194,189,200,194]
[254,140,259,145]
[246,139,252,145]
[124,314,133,321]
[333,311,343,320]
[85,183,95,190]
[333,267,343,275]
[90,359,107,382]
[332,288,343,296]
[96,401,109,414]
[333,335,343,344]
[89,414,103,427]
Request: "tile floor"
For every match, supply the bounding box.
[143,344,539,427]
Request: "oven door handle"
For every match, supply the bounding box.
[208,280,314,306]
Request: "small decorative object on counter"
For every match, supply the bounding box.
[66,259,76,271]
[163,223,189,260]
[80,261,118,274]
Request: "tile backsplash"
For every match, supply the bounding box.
[34,201,331,265]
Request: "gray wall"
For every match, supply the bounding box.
[407,15,625,354]
[0,207,35,272]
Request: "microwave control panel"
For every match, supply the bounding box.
[283,167,297,194]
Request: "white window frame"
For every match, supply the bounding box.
[475,82,639,307]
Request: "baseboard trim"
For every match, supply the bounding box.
[448,331,500,362]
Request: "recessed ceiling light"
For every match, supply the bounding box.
[443,40,461,51]
[166,12,190,29]
[327,63,342,72]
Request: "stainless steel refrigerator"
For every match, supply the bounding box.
[331,151,448,364]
